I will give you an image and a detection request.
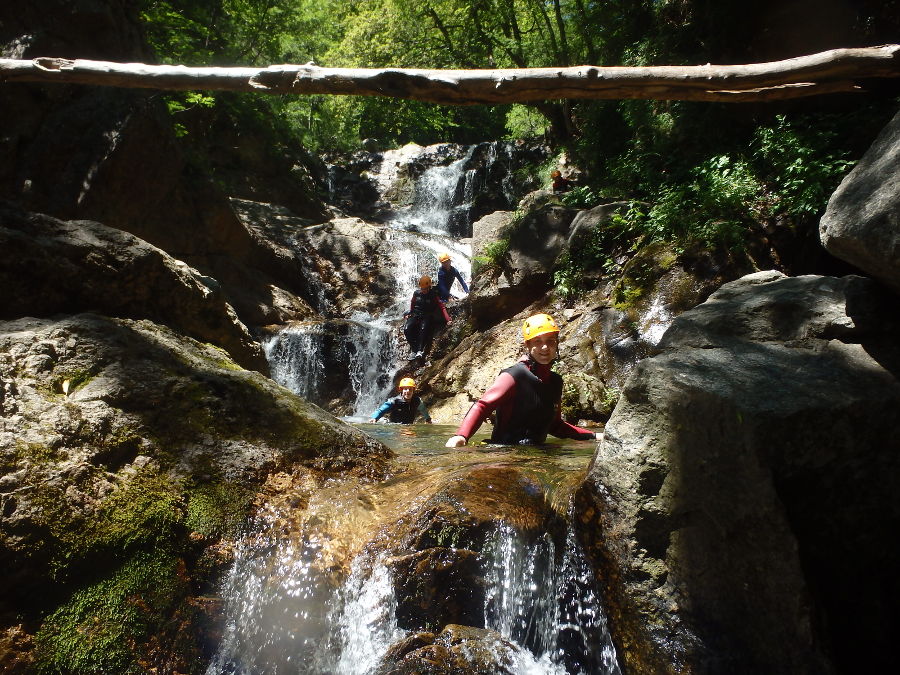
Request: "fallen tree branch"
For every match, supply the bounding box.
[1,45,898,103]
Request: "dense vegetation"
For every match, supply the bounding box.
[138,0,899,270]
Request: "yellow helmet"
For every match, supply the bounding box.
[522,313,559,341]
[398,377,416,389]
[438,252,451,262]
[418,275,432,289]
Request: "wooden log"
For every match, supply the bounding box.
[1,45,898,103]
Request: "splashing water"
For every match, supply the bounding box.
[483,515,621,675]
[206,430,621,674]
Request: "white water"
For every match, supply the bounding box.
[266,142,479,417]
[206,432,622,675]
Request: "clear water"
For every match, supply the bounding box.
[206,426,620,674]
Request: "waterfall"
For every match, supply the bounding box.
[266,142,492,415]
[483,516,621,675]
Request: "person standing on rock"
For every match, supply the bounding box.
[372,377,433,424]
[436,252,469,303]
[404,275,451,359]
[445,313,602,447]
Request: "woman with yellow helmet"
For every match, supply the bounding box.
[445,313,601,446]
[372,377,433,424]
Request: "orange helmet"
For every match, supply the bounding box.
[418,275,432,289]
[522,313,559,341]
[438,252,451,263]
[398,377,416,389]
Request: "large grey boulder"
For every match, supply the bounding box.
[820,109,900,293]
[577,270,900,673]
[0,203,267,372]
[0,313,390,672]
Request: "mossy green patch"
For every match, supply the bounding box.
[34,550,192,675]
[35,468,185,581]
[186,482,252,539]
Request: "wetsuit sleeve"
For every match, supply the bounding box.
[418,399,432,423]
[437,298,451,323]
[455,372,516,440]
[548,406,597,440]
[455,268,469,293]
[372,400,393,421]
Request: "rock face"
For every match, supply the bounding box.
[0,313,390,672]
[820,109,900,293]
[0,202,267,372]
[1,0,330,336]
[576,270,900,674]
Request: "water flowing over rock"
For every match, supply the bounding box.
[820,108,900,293]
[0,313,390,672]
[576,270,900,673]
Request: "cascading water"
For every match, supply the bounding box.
[265,142,481,417]
[206,431,621,674]
[483,518,621,674]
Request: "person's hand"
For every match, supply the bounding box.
[445,435,467,447]
[446,320,452,326]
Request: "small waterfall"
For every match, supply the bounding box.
[263,324,326,401]
[483,518,621,675]
[206,432,621,675]
[262,318,396,419]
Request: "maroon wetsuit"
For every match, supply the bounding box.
[455,356,595,444]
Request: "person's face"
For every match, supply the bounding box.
[399,386,415,400]
[420,281,432,291]
[441,258,451,268]
[526,333,558,365]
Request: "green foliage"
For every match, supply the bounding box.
[553,204,642,299]
[34,551,190,675]
[505,104,549,140]
[474,238,510,272]
[753,114,856,217]
[560,185,602,209]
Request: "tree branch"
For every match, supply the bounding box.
[1,45,898,104]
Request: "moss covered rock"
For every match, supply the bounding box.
[0,313,390,673]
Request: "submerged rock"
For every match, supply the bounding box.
[577,270,900,673]
[377,624,522,675]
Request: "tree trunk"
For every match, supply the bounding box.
[1,46,898,104]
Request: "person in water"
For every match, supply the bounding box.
[404,275,451,358]
[436,252,469,303]
[445,313,602,447]
[372,377,432,424]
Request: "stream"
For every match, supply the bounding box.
[208,142,622,673]
[206,425,620,674]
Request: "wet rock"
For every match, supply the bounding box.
[820,109,900,294]
[368,463,562,635]
[0,313,391,671]
[387,547,485,631]
[0,202,267,372]
[577,270,900,673]
[377,624,522,675]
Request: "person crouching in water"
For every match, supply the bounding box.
[445,313,601,447]
[404,275,451,359]
[372,377,432,424]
